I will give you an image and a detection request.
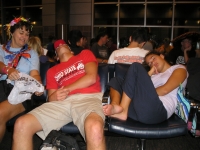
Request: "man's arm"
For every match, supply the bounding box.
[156,68,187,96]
[47,61,98,102]
[64,61,98,92]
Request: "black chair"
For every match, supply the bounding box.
[60,63,188,150]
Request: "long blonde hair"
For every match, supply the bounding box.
[28,36,43,56]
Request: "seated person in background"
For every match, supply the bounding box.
[28,36,48,63]
[67,30,84,55]
[46,49,57,63]
[155,38,173,54]
[103,51,188,124]
[0,16,43,142]
[12,30,106,150]
[106,37,117,56]
[91,28,109,63]
[108,27,149,64]
[142,27,153,51]
[81,35,89,49]
[168,37,196,65]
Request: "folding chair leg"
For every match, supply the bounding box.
[137,139,146,150]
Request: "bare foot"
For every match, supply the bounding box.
[102,104,123,116]
[103,104,128,120]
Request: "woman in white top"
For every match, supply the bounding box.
[103,50,188,124]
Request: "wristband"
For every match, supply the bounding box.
[2,66,12,75]
[2,66,8,74]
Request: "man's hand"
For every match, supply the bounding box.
[54,86,70,101]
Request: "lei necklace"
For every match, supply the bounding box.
[3,40,31,68]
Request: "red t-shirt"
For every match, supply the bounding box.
[46,50,101,94]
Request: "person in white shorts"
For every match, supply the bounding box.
[12,30,106,150]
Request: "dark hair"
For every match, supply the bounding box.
[68,30,83,55]
[95,28,108,42]
[143,50,173,68]
[68,30,82,47]
[10,20,32,34]
[46,50,56,59]
[130,28,148,44]
[48,35,57,43]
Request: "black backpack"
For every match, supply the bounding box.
[40,130,80,150]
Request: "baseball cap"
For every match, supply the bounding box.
[54,39,66,50]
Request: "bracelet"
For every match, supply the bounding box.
[2,66,12,75]
[101,59,104,63]
[2,66,8,74]
[6,66,12,75]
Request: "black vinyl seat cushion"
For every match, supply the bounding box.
[108,114,187,139]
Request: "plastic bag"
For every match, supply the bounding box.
[8,73,44,105]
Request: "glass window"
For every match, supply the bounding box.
[94,4,118,25]
[94,0,117,2]
[174,4,200,26]
[147,0,172,1]
[24,0,42,5]
[120,0,144,2]
[173,28,200,40]
[120,4,144,25]
[24,7,42,26]
[4,8,21,23]
[150,27,172,46]
[3,0,20,7]
[146,4,173,26]
[93,27,117,41]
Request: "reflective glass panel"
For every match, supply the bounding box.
[174,4,200,26]
[120,4,144,25]
[24,7,42,26]
[94,4,118,25]
[3,0,20,7]
[93,27,117,41]
[173,28,200,40]
[120,0,144,2]
[24,0,42,5]
[4,8,21,23]
[146,4,173,26]
[94,0,117,2]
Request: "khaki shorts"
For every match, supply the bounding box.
[29,93,105,140]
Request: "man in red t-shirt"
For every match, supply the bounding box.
[13,38,106,150]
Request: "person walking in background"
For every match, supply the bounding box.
[91,28,109,63]
[108,27,149,64]
[0,16,43,142]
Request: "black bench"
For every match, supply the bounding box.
[7,63,188,150]
[60,63,188,150]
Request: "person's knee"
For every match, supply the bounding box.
[14,115,34,136]
[85,114,104,139]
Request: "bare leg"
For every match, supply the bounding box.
[103,87,123,115]
[12,114,43,150]
[85,112,106,150]
[0,100,25,142]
